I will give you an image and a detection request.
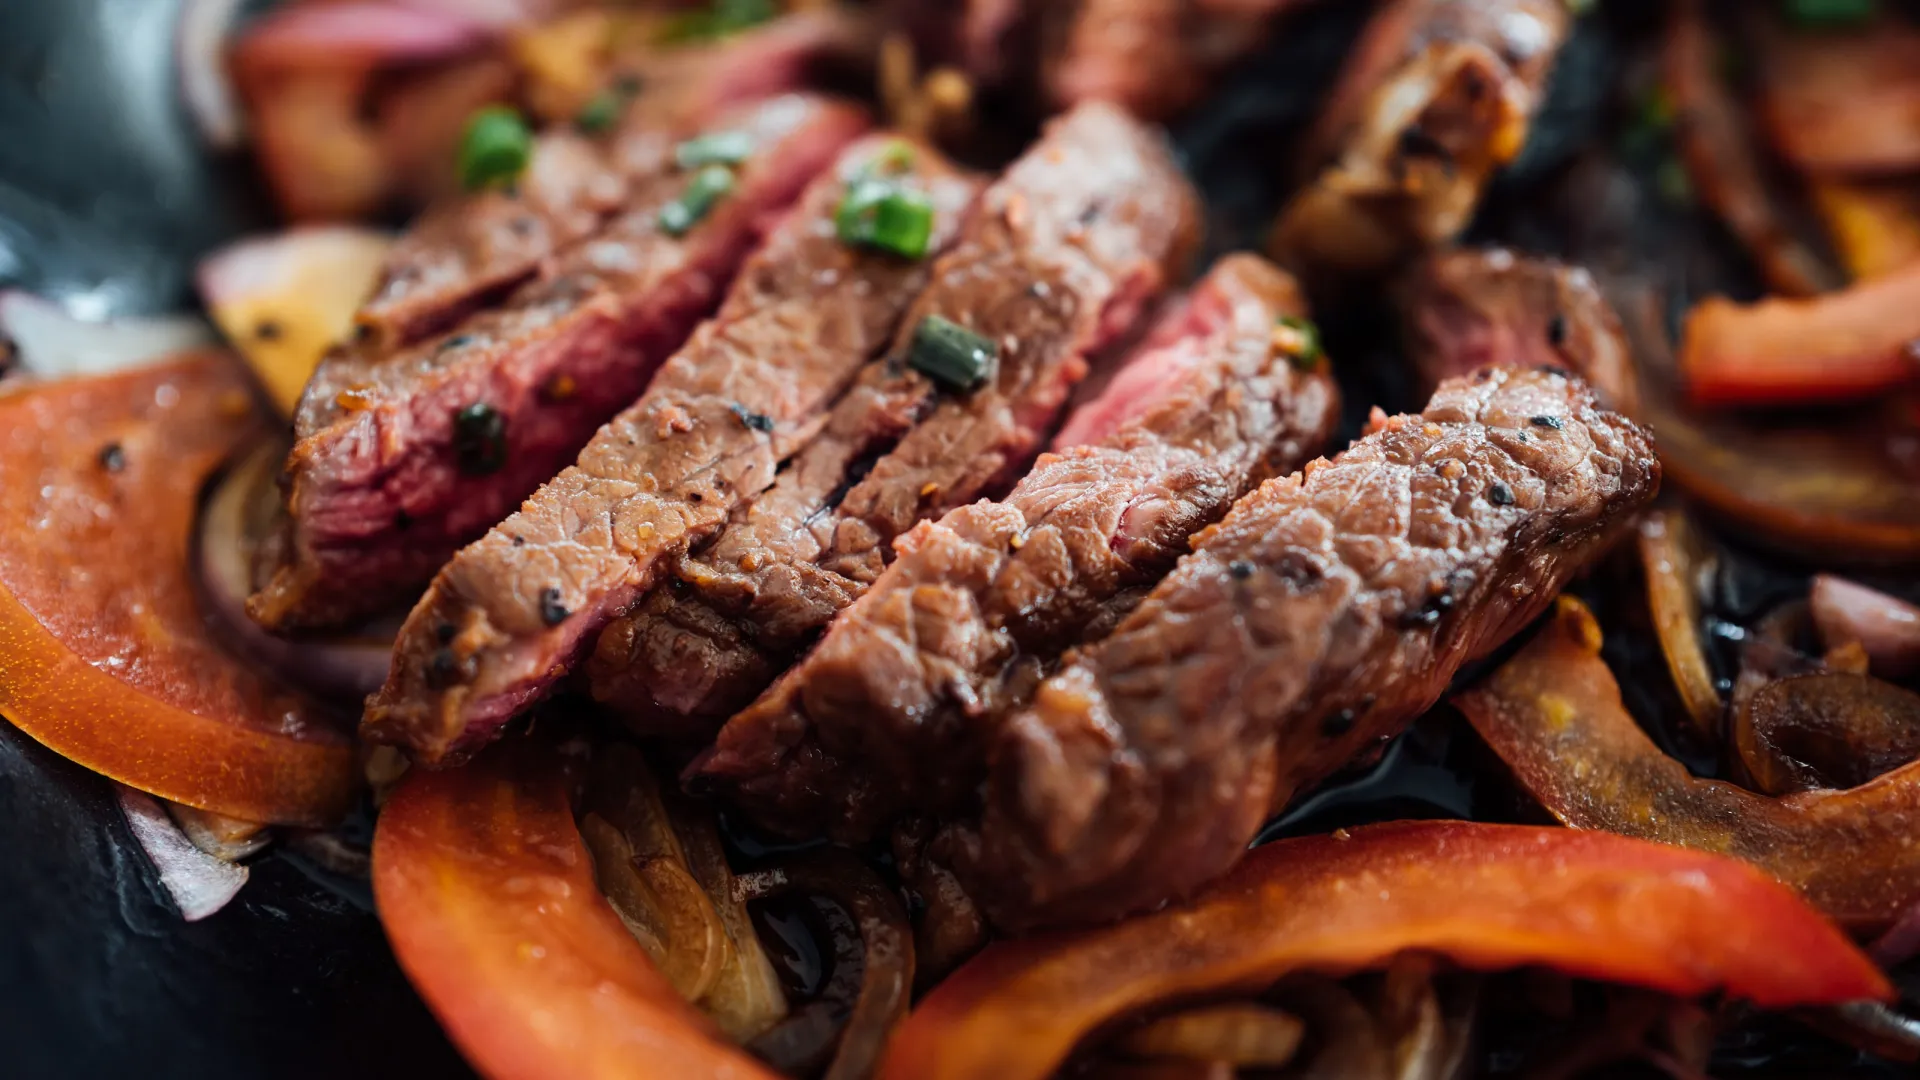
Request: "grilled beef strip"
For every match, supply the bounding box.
[584,101,1202,737]
[1270,0,1569,276]
[692,254,1342,842]
[1401,247,1639,412]
[358,11,870,350]
[251,96,868,632]
[940,365,1660,931]
[1048,0,1309,121]
[362,133,981,765]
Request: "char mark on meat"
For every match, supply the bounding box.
[940,365,1659,932]
[585,101,1202,739]
[251,96,870,632]
[1400,247,1639,413]
[361,132,982,765]
[1270,0,1570,275]
[356,11,871,351]
[690,253,1341,841]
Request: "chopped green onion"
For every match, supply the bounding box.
[836,178,936,259]
[575,92,622,135]
[872,140,917,176]
[1273,315,1323,370]
[1782,0,1877,27]
[658,165,737,237]
[458,106,533,192]
[908,315,997,392]
[675,130,756,170]
[660,0,777,42]
[1561,0,1597,15]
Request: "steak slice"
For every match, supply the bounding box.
[941,365,1660,931]
[584,101,1201,736]
[1400,247,1639,412]
[691,254,1342,841]
[1270,0,1569,275]
[362,133,982,765]
[251,96,870,632]
[357,11,869,350]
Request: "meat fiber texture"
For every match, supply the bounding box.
[361,131,981,764]
[942,365,1660,932]
[252,96,868,631]
[585,101,1202,737]
[691,254,1341,843]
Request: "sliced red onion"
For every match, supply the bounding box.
[232,2,491,71]
[178,0,249,149]
[1810,574,1920,680]
[0,291,213,380]
[116,785,250,921]
[195,441,395,704]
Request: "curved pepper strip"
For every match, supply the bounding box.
[373,737,779,1080]
[0,355,355,825]
[878,819,1887,1080]
[1457,596,1920,933]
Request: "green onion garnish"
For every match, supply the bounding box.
[453,402,508,474]
[675,130,756,170]
[1782,0,1877,27]
[576,92,622,135]
[660,0,777,41]
[908,315,997,392]
[458,106,533,192]
[1273,315,1324,370]
[659,165,737,237]
[836,178,936,259]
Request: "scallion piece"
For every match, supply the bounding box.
[1272,315,1324,370]
[658,165,737,237]
[675,130,756,170]
[836,178,936,259]
[908,315,997,392]
[1782,0,1877,27]
[458,106,533,192]
[660,0,777,41]
[575,92,622,135]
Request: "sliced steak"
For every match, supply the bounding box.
[1048,0,1304,120]
[692,254,1342,841]
[941,365,1660,931]
[1401,247,1639,412]
[358,11,869,350]
[251,96,869,632]
[361,133,981,765]
[585,101,1201,736]
[1270,0,1569,275]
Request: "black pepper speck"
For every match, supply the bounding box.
[97,442,126,473]
[1530,415,1564,430]
[539,587,570,627]
[1488,481,1514,506]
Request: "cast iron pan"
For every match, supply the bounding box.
[0,2,1903,1077]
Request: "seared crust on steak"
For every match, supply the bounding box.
[361,133,981,764]
[585,102,1202,736]
[252,97,868,631]
[692,255,1341,841]
[944,365,1659,931]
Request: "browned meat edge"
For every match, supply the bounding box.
[1269,0,1569,275]
[941,364,1660,931]
[1400,247,1639,412]
[357,11,871,350]
[251,96,869,632]
[692,254,1342,842]
[362,132,982,765]
[584,101,1202,737]
[1047,0,1306,120]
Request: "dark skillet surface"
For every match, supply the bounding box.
[0,1,1906,1077]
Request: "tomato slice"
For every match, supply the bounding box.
[879,819,1888,1080]
[0,355,355,825]
[1457,596,1920,933]
[372,736,779,1080]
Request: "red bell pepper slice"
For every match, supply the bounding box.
[372,736,779,1080]
[0,355,355,825]
[879,818,1887,1080]
[1457,596,1920,933]
[1678,261,1920,409]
